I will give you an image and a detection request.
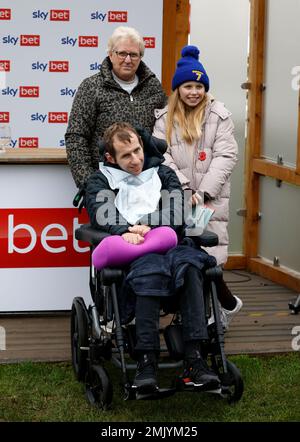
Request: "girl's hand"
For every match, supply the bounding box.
[191,193,201,206]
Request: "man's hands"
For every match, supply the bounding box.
[121,225,151,244]
[121,233,144,244]
[128,225,151,236]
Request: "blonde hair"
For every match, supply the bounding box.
[166,89,208,145]
[107,26,145,57]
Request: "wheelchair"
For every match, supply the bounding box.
[70,222,244,409]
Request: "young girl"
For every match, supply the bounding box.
[153,45,242,329]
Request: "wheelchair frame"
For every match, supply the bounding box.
[70,224,244,409]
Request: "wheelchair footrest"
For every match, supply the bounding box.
[127,385,176,400]
[135,387,176,401]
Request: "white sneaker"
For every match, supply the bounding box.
[220,296,243,330]
[207,301,222,326]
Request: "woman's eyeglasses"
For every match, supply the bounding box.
[113,50,141,61]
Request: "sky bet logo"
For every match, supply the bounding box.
[0,60,10,72]
[32,61,69,73]
[19,138,39,148]
[2,87,18,97]
[32,10,70,21]
[2,35,19,46]
[61,36,98,47]
[90,62,101,71]
[20,86,39,98]
[21,35,40,46]
[91,11,127,22]
[0,8,11,20]
[60,87,76,97]
[2,86,39,97]
[0,209,89,269]
[143,37,156,48]
[0,112,10,123]
[31,112,68,123]
[49,61,69,72]
[2,35,40,46]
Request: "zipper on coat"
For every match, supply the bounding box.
[129,94,133,102]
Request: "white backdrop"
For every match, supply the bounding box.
[0,0,163,312]
[0,0,163,148]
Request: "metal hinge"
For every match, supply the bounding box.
[236,208,247,217]
[241,82,251,90]
[236,209,262,220]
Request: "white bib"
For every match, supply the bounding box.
[99,163,162,225]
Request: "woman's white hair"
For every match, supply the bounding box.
[107,26,145,56]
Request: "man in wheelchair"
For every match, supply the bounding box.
[84,122,221,394]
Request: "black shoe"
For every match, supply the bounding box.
[182,355,220,390]
[133,352,158,393]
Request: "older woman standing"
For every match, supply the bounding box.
[65,26,167,189]
[153,45,242,329]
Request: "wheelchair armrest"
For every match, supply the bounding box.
[185,230,219,248]
[75,223,110,246]
[101,268,124,285]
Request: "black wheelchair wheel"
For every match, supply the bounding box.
[71,297,89,382]
[223,360,244,403]
[85,365,113,410]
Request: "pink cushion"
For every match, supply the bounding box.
[92,226,178,270]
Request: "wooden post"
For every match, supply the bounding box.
[175,0,190,63]
[162,0,177,95]
[243,0,266,262]
[162,0,189,96]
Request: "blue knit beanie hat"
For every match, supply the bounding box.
[172,45,209,92]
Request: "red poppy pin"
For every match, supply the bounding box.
[198,151,206,161]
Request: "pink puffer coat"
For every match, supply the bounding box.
[153,99,238,265]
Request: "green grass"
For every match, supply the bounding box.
[0,353,300,422]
